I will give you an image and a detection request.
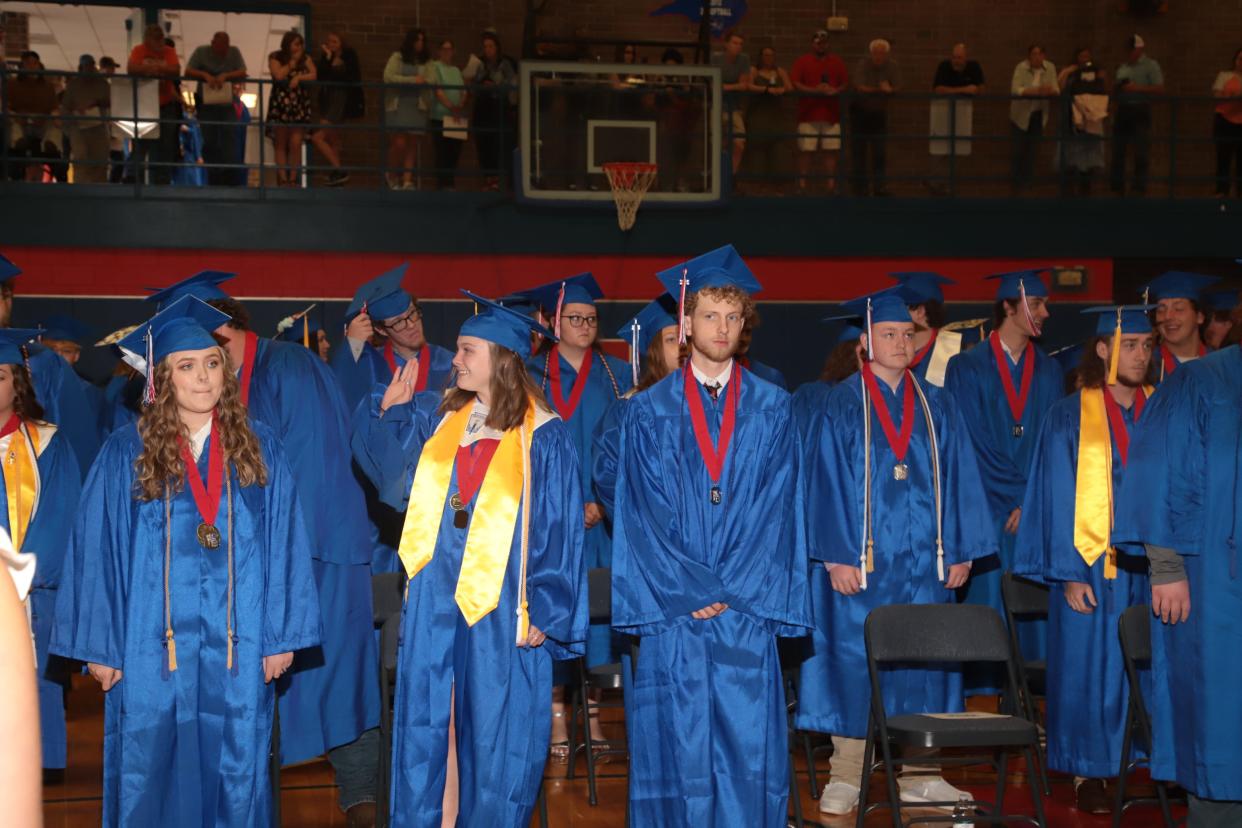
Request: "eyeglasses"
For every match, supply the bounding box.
[561,314,598,329]
[379,305,423,332]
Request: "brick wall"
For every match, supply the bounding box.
[298,0,1240,193]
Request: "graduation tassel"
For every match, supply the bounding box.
[936,543,945,583]
[226,474,236,674]
[865,298,875,362]
[142,327,157,406]
[166,629,178,672]
[1107,308,1122,386]
[677,268,689,345]
[302,315,309,349]
[163,490,177,673]
[553,281,566,341]
[1019,278,1039,335]
[629,319,641,386]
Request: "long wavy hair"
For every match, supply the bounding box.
[1076,335,1158,390]
[3,361,45,421]
[439,343,550,431]
[678,285,758,366]
[134,348,267,501]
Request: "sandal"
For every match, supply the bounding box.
[549,710,570,764]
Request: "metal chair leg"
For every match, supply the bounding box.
[854,732,875,828]
[1023,747,1047,827]
[578,660,598,805]
[1112,704,1136,828]
[994,749,1009,814]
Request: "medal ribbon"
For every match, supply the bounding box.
[548,346,593,421]
[454,439,501,504]
[684,363,739,485]
[861,363,915,462]
[176,414,224,528]
[398,399,536,625]
[909,328,938,368]
[1159,342,1208,379]
[1,415,41,552]
[989,331,1035,426]
[238,331,258,407]
[384,341,430,392]
[1102,386,1149,467]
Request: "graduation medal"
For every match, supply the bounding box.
[197,522,222,549]
[861,364,916,484]
[450,440,502,531]
[684,365,739,506]
[177,416,225,551]
[989,332,1035,441]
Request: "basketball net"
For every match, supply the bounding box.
[603,162,657,232]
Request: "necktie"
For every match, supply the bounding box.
[705,382,720,400]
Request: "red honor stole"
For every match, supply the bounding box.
[548,346,593,421]
[384,341,430,392]
[989,332,1035,436]
[684,364,739,505]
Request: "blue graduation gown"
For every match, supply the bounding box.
[1013,391,1149,778]
[529,347,631,668]
[28,346,101,477]
[611,365,809,828]
[590,395,629,518]
[796,374,994,738]
[50,423,320,827]
[100,373,142,437]
[744,357,788,389]
[245,336,379,762]
[945,338,1063,679]
[330,338,455,413]
[3,423,81,768]
[790,380,835,444]
[1113,347,1242,800]
[351,391,586,828]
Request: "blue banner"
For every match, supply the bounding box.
[651,0,749,39]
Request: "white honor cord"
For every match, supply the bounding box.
[911,378,946,582]
[859,371,946,588]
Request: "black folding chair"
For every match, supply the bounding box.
[783,667,826,828]
[1000,572,1051,796]
[566,567,629,805]
[372,572,405,828]
[858,603,1047,828]
[1111,604,1182,828]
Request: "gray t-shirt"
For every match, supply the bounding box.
[853,57,901,111]
[713,52,751,109]
[187,45,247,95]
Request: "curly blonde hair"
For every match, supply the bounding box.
[134,348,267,501]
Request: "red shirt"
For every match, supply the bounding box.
[791,52,849,123]
[128,44,180,106]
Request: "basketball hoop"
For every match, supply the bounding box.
[603,162,658,231]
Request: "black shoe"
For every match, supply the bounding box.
[326,171,349,187]
[1075,778,1112,814]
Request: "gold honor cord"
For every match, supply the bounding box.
[858,372,945,588]
[398,400,536,628]
[1074,388,1117,579]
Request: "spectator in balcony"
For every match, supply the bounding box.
[98,57,127,183]
[713,31,750,177]
[383,29,431,190]
[789,29,849,196]
[186,32,248,186]
[746,46,790,194]
[267,30,316,187]
[127,24,181,185]
[1057,48,1109,196]
[428,39,469,190]
[61,54,111,184]
[1211,47,1242,198]
[468,31,518,191]
[6,51,60,183]
[928,43,984,195]
[850,38,901,197]
[230,83,253,186]
[311,31,363,188]
[791,30,848,194]
[1009,44,1059,194]
[1112,35,1164,196]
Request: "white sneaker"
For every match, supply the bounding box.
[818,781,861,815]
[899,777,969,810]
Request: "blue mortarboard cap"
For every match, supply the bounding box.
[276,305,320,343]
[1050,342,1085,374]
[344,264,412,322]
[1081,304,1155,337]
[833,324,865,347]
[459,290,557,356]
[144,270,236,310]
[985,269,1050,300]
[1140,271,1221,303]
[1204,288,1239,311]
[117,296,232,377]
[840,287,914,325]
[889,272,955,305]
[36,314,96,344]
[617,295,678,355]
[515,272,604,311]
[819,312,865,346]
[498,293,539,316]
[0,329,41,365]
[0,252,20,283]
[655,245,762,298]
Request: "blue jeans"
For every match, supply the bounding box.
[327,727,380,810]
